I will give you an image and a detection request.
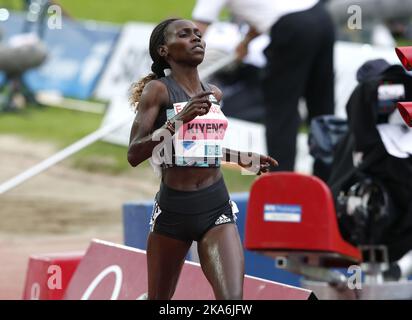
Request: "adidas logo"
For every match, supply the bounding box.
[215,214,231,225]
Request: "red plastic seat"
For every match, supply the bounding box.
[245,172,362,267]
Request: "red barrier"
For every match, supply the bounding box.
[64,239,315,300]
[22,252,84,300]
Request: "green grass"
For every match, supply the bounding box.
[58,0,196,24]
[0,0,23,11]
[0,0,197,24]
[0,0,230,24]
[395,37,412,47]
[71,141,142,175]
[221,166,257,193]
[0,106,101,145]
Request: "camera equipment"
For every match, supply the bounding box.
[336,177,391,246]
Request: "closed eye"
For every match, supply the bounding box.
[177,28,202,39]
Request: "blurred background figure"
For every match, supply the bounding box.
[0,32,47,111]
[0,0,48,112]
[192,0,336,178]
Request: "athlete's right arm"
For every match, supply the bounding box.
[127,80,169,167]
[128,82,214,167]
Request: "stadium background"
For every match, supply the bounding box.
[0,0,410,299]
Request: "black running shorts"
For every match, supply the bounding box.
[150,177,239,242]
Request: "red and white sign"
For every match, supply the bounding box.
[22,252,84,300]
[64,239,314,300]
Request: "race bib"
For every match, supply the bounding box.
[170,102,228,159]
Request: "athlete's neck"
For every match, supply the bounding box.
[170,67,202,96]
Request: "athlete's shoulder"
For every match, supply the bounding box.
[143,78,168,94]
[140,79,169,106]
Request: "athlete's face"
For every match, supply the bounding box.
[161,20,205,66]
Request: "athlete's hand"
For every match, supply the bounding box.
[174,91,213,123]
[238,152,278,175]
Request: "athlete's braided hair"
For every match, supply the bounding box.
[129,18,179,112]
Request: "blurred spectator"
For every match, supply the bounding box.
[386,18,412,40]
[192,0,335,177]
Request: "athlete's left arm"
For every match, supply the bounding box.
[209,84,279,174]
